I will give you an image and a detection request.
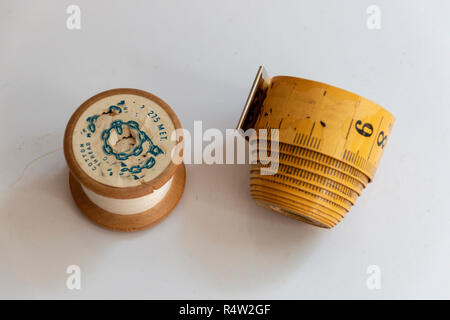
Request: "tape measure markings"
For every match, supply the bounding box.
[252,161,365,195]
[250,191,339,224]
[269,150,368,186]
[250,167,358,201]
[250,169,357,203]
[251,179,350,214]
[250,186,346,220]
[251,139,370,183]
[250,191,340,226]
[367,116,383,160]
[238,67,395,228]
[249,76,394,179]
[252,196,337,228]
[254,150,368,189]
[251,139,370,184]
[250,172,354,210]
[250,181,347,216]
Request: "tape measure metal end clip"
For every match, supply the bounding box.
[237,66,271,133]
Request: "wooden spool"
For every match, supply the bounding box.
[64,88,185,231]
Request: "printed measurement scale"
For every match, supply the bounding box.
[238,67,395,228]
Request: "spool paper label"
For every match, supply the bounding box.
[72,94,176,188]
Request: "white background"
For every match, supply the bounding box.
[1,0,449,299]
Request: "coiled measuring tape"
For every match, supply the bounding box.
[238,67,395,228]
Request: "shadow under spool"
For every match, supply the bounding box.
[64,88,186,232]
[238,67,395,228]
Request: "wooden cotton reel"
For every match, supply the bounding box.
[64,88,185,232]
[238,67,395,228]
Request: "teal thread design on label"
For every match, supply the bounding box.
[86,104,123,133]
[73,94,176,187]
[108,105,123,113]
[100,119,163,174]
[86,115,98,133]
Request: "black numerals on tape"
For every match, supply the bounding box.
[377,131,388,149]
[355,120,388,149]
[355,120,374,137]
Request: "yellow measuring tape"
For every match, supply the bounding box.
[238,67,395,228]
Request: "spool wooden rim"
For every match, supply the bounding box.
[64,88,183,199]
[69,163,186,232]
